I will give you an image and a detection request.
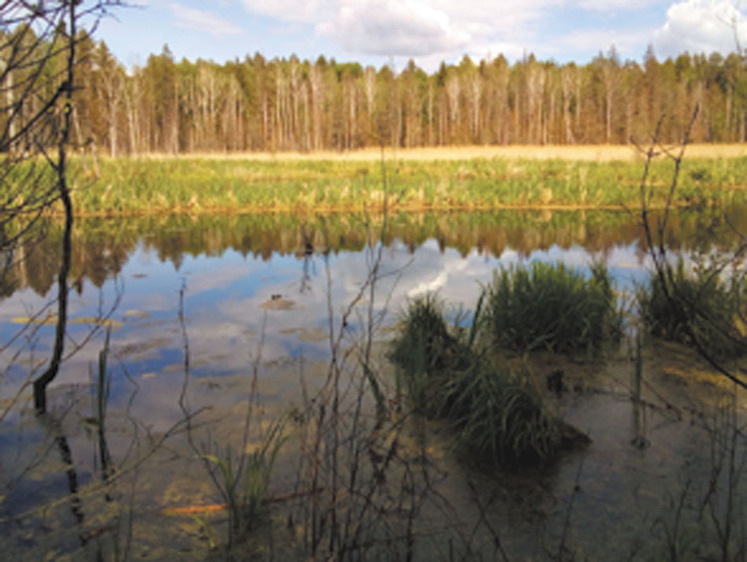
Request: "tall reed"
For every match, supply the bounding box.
[53,155,747,215]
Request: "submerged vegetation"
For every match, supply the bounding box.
[46,153,747,215]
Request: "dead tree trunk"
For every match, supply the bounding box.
[33,3,77,414]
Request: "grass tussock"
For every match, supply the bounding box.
[485,261,622,355]
[389,294,472,417]
[638,260,746,359]
[390,292,576,466]
[200,417,288,544]
[390,262,625,466]
[442,360,563,466]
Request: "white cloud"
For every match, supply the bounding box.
[234,0,745,63]
[654,0,746,57]
[170,3,243,36]
[238,0,568,58]
[319,0,470,56]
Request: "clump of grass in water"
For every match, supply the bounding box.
[443,360,562,465]
[202,416,288,544]
[637,259,746,359]
[485,261,621,355]
[389,294,470,417]
[390,294,570,466]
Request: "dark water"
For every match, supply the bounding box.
[0,208,744,559]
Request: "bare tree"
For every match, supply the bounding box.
[635,108,746,390]
[0,1,123,413]
[635,6,746,390]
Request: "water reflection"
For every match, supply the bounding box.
[1,208,743,404]
[1,206,744,300]
[0,208,745,559]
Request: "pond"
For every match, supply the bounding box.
[0,208,745,560]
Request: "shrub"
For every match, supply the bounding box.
[484,261,621,354]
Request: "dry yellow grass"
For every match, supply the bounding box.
[135,144,747,163]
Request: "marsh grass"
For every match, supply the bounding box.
[390,293,567,467]
[389,261,624,467]
[485,261,622,355]
[443,361,562,466]
[201,417,288,542]
[637,259,746,359]
[389,294,469,416]
[46,155,747,215]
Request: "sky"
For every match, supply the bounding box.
[96,0,746,71]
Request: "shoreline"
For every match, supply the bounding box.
[17,146,745,216]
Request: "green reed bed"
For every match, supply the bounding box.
[51,155,747,215]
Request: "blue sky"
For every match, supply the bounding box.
[97,0,746,70]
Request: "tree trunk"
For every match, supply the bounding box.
[34,2,76,414]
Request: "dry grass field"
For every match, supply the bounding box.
[138,144,747,163]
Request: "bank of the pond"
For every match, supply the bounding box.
[57,147,747,215]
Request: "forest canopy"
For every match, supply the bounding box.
[3,27,746,155]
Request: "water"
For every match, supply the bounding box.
[0,208,744,559]
[0,210,677,392]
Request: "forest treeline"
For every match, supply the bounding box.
[3,26,746,155]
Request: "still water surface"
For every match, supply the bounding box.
[0,208,744,559]
[4,209,730,403]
